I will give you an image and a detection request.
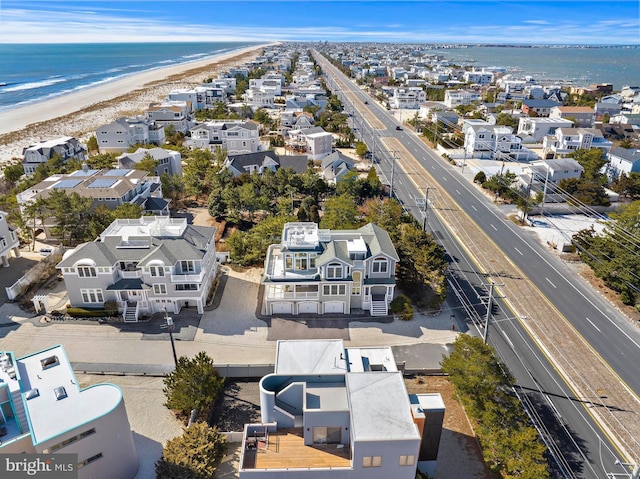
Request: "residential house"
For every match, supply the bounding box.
[321,151,355,184]
[0,210,20,267]
[463,70,493,86]
[117,147,182,177]
[517,117,574,142]
[262,222,399,316]
[186,120,261,154]
[96,116,165,154]
[145,101,193,134]
[238,339,445,479]
[249,78,282,96]
[0,345,138,479]
[521,99,560,118]
[443,90,482,109]
[57,216,217,320]
[549,106,596,128]
[464,123,535,161]
[22,137,87,177]
[605,147,640,180]
[303,127,334,160]
[389,88,427,109]
[526,159,584,203]
[418,101,446,120]
[17,167,168,239]
[610,113,640,126]
[167,85,226,110]
[244,88,276,108]
[223,151,307,177]
[542,128,612,159]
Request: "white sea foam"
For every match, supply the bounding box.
[2,77,66,93]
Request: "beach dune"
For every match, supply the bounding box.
[0,44,267,163]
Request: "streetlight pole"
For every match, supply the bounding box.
[390,151,397,199]
[163,307,178,368]
[422,186,432,231]
[483,282,495,344]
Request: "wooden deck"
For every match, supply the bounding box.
[242,428,351,470]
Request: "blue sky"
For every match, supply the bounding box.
[0,1,638,45]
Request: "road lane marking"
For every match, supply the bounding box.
[585,317,601,332]
[471,205,477,211]
[490,224,497,231]
[545,277,557,288]
[514,247,523,255]
[503,333,514,349]
[456,189,461,195]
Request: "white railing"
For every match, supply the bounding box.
[171,271,204,283]
[266,291,319,300]
[120,270,140,279]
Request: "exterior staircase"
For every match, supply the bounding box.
[10,388,29,434]
[370,300,388,316]
[123,302,138,322]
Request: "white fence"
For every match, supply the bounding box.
[5,246,65,301]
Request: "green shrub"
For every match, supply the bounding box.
[474,171,486,184]
[390,295,414,320]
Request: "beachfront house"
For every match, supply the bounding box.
[96,116,166,154]
[238,339,445,479]
[549,106,596,128]
[0,210,20,268]
[16,166,168,239]
[262,222,398,317]
[56,216,217,321]
[186,120,262,154]
[116,147,182,177]
[0,345,138,479]
[542,127,612,159]
[167,85,227,110]
[145,100,193,134]
[22,137,87,177]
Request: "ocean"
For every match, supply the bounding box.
[0,42,258,111]
[426,45,639,91]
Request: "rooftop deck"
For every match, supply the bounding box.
[241,428,351,471]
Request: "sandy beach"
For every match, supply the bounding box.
[0,44,269,164]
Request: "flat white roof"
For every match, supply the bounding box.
[346,347,397,373]
[17,345,122,445]
[275,340,347,374]
[306,383,348,411]
[347,372,420,441]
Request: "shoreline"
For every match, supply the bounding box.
[0,44,270,163]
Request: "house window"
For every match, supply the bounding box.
[154,284,167,295]
[372,258,388,274]
[81,289,103,303]
[77,265,96,277]
[43,428,96,453]
[323,284,346,296]
[285,254,293,269]
[309,254,317,268]
[180,261,195,273]
[399,455,415,466]
[326,263,343,279]
[362,456,382,467]
[295,255,308,271]
[175,284,198,291]
[150,265,165,277]
[352,272,361,295]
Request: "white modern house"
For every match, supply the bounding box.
[238,339,445,479]
[56,216,217,321]
[542,128,613,159]
[22,137,87,177]
[389,88,427,109]
[443,90,481,109]
[117,147,183,177]
[262,222,399,317]
[464,124,536,161]
[0,345,138,479]
[145,100,193,134]
[463,70,493,86]
[96,116,166,154]
[0,210,20,268]
[167,85,227,110]
[517,117,574,142]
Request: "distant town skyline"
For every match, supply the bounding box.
[0,0,638,45]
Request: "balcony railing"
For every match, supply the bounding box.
[171,271,205,283]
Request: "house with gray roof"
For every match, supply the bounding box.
[22,137,87,177]
[262,222,399,317]
[16,166,168,240]
[57,216,217,321]
[238,339,444,478]
[321,151,355,184]
[606,147,640,180]
[223,151,307,176]
[117,147,182,177]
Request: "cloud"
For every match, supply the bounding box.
[523,20,550,25]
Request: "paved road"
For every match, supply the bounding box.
[313,50,640,478]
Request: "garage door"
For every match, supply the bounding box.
[323,301,345,314]
[298,302,318,314]
[271,302,293,315]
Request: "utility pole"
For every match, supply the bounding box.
[483,283,495,343]
[390,151,397,199]
[422,186,432,231]
[163,307,178,368]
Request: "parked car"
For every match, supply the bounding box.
[39,248,53,257]
[396,126,403,131]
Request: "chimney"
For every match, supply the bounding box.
[81,162,89,173]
